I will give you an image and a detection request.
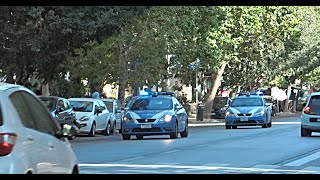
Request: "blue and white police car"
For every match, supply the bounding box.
[225,92,272,129]
[121,91,188,140]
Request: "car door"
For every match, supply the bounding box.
[98,100,110,129]
[114,100,122,130]
[173,98,186,132]
[11,90,70,173]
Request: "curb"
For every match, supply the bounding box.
[188,113,301,128]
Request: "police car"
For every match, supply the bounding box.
[225,92,272,129]
[121,91,188,140]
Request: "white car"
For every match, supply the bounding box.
[101,98,123,133]
[68,98,112,136]
[0,83,79,174]
[301,92,320,137]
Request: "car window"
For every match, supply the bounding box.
[70,101,93,112]
[40,97,56,111]
[116,101,121,110]
[97,100,107,111]
[57,99,65,112]
[308,95,320,106]
[130,98,173,110]
[63,99,71,110]
[103,101,113,112]
[11,91,60,135]
[10,91,37,129]
[231,98,263,107]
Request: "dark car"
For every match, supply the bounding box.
[38,96,79,140]
[211,96,232,119]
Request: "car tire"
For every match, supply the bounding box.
[301,126,311,137]
[103,122,111,136]
[268,121,272,127]
[180,120,188,138]
[136,135,143,140]
[170,122,178,139]
[122,134,131,140]
[88,122,96,137]
[262,123,268,128]
[226,125,231,129]
[232,125,237,129]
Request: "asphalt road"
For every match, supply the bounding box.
[71,116,320,174]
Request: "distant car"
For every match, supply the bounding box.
[101,98,123,133]
[301,92,320,137]
[262,95,276,116]
[121,92,188,140]
[225,92,272,129]
[0,83,79,174]
[68,98,112,137]
[211,96,232,119]
[38,96,79,140]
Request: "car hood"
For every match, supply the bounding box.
[125,110,173,119]
[74,111,94,120]
[229,106,264,114]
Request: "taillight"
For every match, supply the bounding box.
[0,133,17,156]
[304,106,312,114]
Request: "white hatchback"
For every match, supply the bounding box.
[301,92,320,137]
[0,83,79,174]
[68,98,112,136]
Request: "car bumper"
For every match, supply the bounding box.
[301,114,320,131]
[225,115,267,126]
[122,121,176,136]
[76,120,93,133]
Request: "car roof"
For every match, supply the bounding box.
[136,95,173,99]
[38,96,63,100]
[310,92,320,96]
[0,83,23,91]
[68,98,100,102]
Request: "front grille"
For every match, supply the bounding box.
[234,120,256,123]
[136,119,157,123]
[132,128,161,132]
[237,114,252,116]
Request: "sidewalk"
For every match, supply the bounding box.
[188,112,301,127]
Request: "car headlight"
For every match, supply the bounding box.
[79,116,89,121]
[254,110,265,116]
[225,111,235,117]
[123,117,133,122]
[163,114,172,122]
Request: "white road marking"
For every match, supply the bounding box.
[79,163,318,173]
[297,167,320,174]
[284,151,320,167]
[161,150,181,154]
[118,156,144,162]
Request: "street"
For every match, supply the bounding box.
[71,115,320,174]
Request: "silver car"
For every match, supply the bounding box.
[0,83,79,174]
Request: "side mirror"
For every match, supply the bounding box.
[95,108,103,114]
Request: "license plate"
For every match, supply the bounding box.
[211,113,216,115]
[141,124,151,129]
[240,117,248,121]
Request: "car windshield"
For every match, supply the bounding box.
[39,97,56,111]
[212,97,228,109]
[231,98,263,107]
[69,101,93,112]
[130,98,173,110]
[103,101,114,112]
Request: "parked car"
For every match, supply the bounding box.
[225,92,272,129]
[121,91,188,140]
[0,83,79,174]
[101,98,123,133]
[38,96,79,140]
[68,98,112,137]
[262,95,276,116]
[211,96,232,119]
[301,92,320,137]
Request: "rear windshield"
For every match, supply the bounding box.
[308,95,320,106]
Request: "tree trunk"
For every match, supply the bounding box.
[203,63,227,119]
[284,84,291,113]
[117,45,128,106]
[41,82,50,96]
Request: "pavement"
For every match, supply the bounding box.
[188,112,301,127]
